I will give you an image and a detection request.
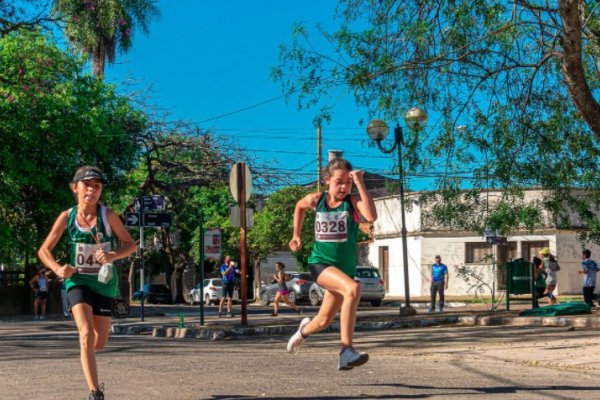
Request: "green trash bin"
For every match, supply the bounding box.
[506,259,533,310]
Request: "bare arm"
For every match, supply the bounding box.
[29,275,38,289]
[288,192,320,252]
[349,170,377,222]
[95,208,137,264]
[38,210,75,279]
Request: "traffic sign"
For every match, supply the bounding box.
[125,212,141,227]
[136,195,165,212]
[230,206,254,228]
[143,212,172,227]
[229,162,252,203]
[486,236,508,245]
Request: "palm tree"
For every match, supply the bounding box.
[53,0,160,79]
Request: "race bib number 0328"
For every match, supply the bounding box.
[75,242,111,275]
[315,211,349,242]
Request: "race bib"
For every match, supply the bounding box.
[75,242,111,275]
[315,211,348,242]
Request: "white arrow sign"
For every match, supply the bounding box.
[125,212,140,227]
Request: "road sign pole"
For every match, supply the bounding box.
[240,163,248,325]
[199,216,205,326]
[140,225,145,322]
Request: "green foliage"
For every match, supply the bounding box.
[249,186,314,269]
[0,29,144,263]
[274,0,600,242]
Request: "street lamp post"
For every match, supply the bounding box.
[367,108,427,316]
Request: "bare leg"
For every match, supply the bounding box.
[71,303,100,392]
[273,293,281,315]
[303,267,360,348]
[41,299,47,317]
[92,315,112,351]
[33,298,40,317]
[282,294,301,312]
[227,297,233,314]
[218,297,225,314]
[302,289,342,336]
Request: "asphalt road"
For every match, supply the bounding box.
[2,319,600,400]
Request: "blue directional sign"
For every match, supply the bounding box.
[125,212,141,227]
[136,195,165,212]
[143,212,172,228]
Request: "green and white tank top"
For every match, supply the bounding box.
[65,205,119,298]
[307,192,359,277]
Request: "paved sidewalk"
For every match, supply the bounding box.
[103,300,600,340]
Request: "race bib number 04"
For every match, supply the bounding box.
[75,242,111,275]
[315,211,349,242]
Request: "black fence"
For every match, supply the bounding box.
[0,271,25,286]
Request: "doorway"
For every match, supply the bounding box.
[379,246,389,292]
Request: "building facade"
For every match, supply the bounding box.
[361,190,600,297]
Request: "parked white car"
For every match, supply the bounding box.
[189,278,239,305]
[309,266,385,306]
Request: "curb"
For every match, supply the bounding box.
[111,313,600,340]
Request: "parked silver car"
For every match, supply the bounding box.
[189,278,239,305]
[309,266,385,306]
[259,271,313,305]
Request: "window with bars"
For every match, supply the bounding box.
[465,242,492,264]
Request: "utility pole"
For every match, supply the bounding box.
[317,125,322,191]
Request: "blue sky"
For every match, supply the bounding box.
[101,1,400,190]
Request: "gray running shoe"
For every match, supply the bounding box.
[338,348,369,370]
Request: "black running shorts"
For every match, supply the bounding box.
[309,263,334,283]
[67,286,114,317]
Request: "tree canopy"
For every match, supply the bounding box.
[0,29,145,264]
[273,0,600,241]
[52,0,160,79]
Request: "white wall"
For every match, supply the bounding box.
[555,234,600,295]
[373,195,421,237]
[366,236,423,297]
[420,235,496,297]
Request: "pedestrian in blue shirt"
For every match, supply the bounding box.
[429,255,449,313]
[579,249,598,307]
[218,256,237,318]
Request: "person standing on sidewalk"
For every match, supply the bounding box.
[579,249,598,307]
[271,262,302,316]
[38,166,137,400]
[29,266,49,320]
[429,255,449,313]
[532,256,547,309]
[287,158,377,370]
[540,248,560,305]
[218,256,236,318]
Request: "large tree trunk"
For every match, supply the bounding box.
[559,0,600,140]
[92,47,105,80]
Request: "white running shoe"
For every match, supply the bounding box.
[338,347,369,370]
[287,317,311,354]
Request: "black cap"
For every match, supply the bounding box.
[72,166,105,183]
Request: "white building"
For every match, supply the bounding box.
[361,190,600,297]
